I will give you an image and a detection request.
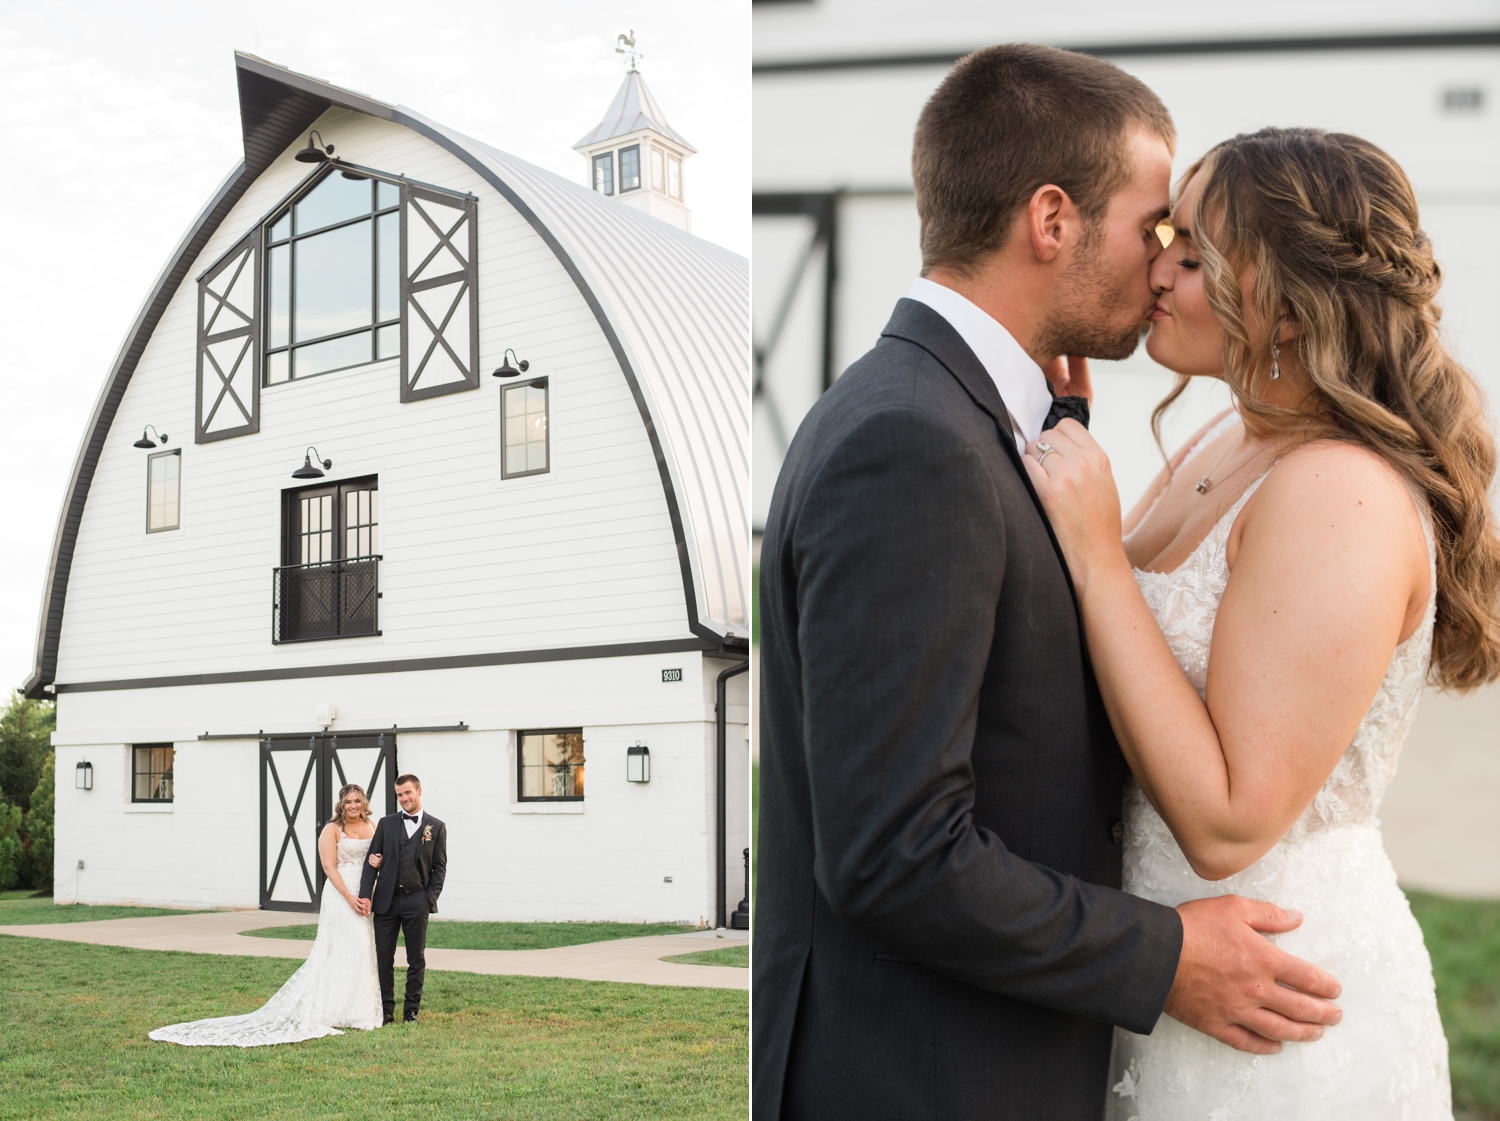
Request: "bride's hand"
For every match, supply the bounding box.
[368,853,382,868]
[1022,419,1125,587]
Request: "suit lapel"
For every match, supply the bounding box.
[880,299,1082,618]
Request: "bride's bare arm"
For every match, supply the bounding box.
[317,825,360,908]
[1026,424,1429,879]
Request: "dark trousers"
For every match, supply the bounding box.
[374,889,430,1018]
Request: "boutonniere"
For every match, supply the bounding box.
[422,825,433,843]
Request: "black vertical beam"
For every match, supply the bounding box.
[716,660,750,928]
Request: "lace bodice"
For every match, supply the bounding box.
[335,833,372,876]
[1133,470,1436,842]
[1107,445,1451,1120]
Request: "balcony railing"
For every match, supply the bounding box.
[273,556,381,644]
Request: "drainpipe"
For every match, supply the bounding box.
[715,659,749,928]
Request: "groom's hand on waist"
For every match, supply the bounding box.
[1165,895,1343,1056]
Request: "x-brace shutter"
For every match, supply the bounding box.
[400,183,480,402]
[195,230,261,442]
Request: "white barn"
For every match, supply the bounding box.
[27,53,751,927]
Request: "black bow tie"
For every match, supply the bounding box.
[401,813,419,822]
[1044,395,1090,431]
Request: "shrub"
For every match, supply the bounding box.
[0,800,20,891]
[23,754,54,893]
[0,693,54,815]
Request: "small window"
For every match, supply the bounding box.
[146,449,181,533]
[518,730,584,801]
[650,147,665,192]
[133,744,174,802]
[592,152,614,196]
[619,145,641,192]
[502,379,549,478]
[668,156,682,200]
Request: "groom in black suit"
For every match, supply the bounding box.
[359,773,447,1024]
[753,45,1342,1120]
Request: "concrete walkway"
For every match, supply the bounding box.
[0,910,748,990]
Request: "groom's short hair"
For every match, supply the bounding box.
[394,773,421,789]
[913,44,1175,275]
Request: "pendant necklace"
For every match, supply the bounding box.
[1194,437,1243,495]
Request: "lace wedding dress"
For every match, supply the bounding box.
[150,831,383,1047]
[1105,457,1452,1119]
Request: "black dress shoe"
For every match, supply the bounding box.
[382,1013,395,1026]
[403,1010,419,1023]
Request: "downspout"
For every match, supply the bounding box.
[715,659,749,928]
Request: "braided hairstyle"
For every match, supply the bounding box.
[1154,127,1500,689]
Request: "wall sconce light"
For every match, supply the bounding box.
[292,447,332,479]
[626,742,650,783]
[295,130,335,164]
[133,425,168,449]
[492,349,530,378]
[75,760,93,791]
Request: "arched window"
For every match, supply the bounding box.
[194,164,480,443]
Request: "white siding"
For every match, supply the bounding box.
[53,653,748,923]
[55,109,688,685]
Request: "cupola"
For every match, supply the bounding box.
[574,41,696,232]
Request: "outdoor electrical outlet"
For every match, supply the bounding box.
[77,860,84,870]
[663,875,672,883]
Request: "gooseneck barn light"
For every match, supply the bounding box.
[294,131,335,164]
[292,447,333,479]
[492,349,530,378]
[133,425,167,449]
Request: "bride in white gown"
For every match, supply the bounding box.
[151,784,384,1046]
[1024,128,1500,1117]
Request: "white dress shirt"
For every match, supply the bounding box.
[905,277,1053,454]
[401,809,423,838]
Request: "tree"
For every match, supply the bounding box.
[0,788,19,891]
[22,754,54,893]
[0,693,54,815]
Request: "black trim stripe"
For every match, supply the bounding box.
[55,638,710,694]
[752,28,1500,75]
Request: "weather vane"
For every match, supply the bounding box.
[616,30,643,72]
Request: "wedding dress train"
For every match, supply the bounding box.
[150,832,383,1047]
[1105,461,1452,1119]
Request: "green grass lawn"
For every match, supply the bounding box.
[661,945,748,969]
[0,891,208,926]
[1407,890,1500,1120]
[0,935,746,1120]
[244,920,694,951]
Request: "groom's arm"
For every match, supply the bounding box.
[794,405,1182,1034]
[426,823,447,913]
[358,819,386,901]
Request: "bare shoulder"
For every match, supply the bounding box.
[1239,439,1425,555]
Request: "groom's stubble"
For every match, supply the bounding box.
[1033,217,1150,363]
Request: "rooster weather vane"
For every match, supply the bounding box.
[616,30,643,72]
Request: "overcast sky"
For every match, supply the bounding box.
[0,0,748,694]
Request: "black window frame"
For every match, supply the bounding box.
[261,168,402,385]
[592,152,615,196]
[500,377,550,479]
[274,475,382,644]
[132,743,175,803]
[618,145,641,192]
[145,448,182,534]
[517,728,585,802]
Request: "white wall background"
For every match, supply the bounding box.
[0,0,749,693]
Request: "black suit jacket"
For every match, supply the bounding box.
[752,300,1184,1121]
[358,812,447,915]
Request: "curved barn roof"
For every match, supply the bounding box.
[24,53,747,697]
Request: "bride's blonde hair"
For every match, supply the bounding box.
[330,783,372,829]
[1153,127,1500,690]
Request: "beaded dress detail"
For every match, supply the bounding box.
[1105,443,1452,1119]
[150,832,383,1047]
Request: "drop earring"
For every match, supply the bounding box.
[1271,341,1282,380]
